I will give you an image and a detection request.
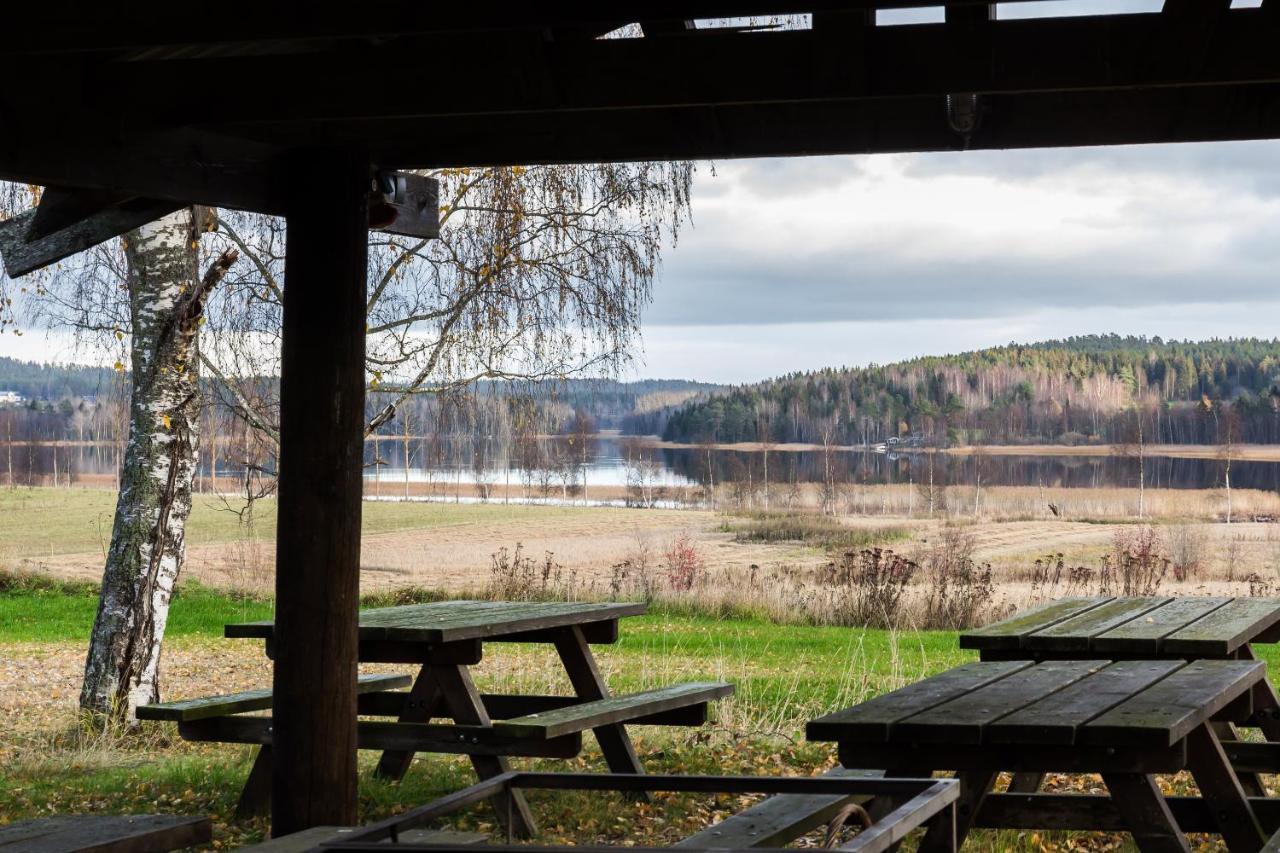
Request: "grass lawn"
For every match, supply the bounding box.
[0,487,636,559]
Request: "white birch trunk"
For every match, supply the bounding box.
[80,209,206,721]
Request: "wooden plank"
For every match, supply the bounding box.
[1080,660,1265,748]
[1025,597,1171,653]
[807,661,1034,744]
[893,660,1107,745]
[234,826,486,852]
[0,814,211,853]
[843,780,960,853]
[1161,598,1280,656]
[837,741,1188,776]
[675,768,883,849]
[178,715,584,758]
[493,682,732,740]
[958,598,1109,652]
[136,673,411,721]
[1091,597,1232,655]
[0,198,184,278]
[227,600,646,645]
[359,691,712,727]
[986,660,1185,745]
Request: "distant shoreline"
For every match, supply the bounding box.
[637,437,1280,463]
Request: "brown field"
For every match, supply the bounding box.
[11,483,1280,628]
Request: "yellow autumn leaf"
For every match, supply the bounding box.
[161,414,172,429]
[113,361,124,372]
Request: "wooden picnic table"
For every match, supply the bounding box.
[808,658,1273,853]
[143,601,731,839]
[960,596,1280,795]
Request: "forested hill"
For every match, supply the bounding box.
[0,357,116,401]
[651,336,1280,447]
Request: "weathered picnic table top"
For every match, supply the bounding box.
[959,596,1280,658]
[807,658,1264,749]
[225,600,647,644]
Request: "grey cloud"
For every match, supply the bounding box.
[650,245,1280,326]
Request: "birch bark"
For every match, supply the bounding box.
[80,208,228,720]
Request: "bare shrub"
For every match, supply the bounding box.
[609,530,659,600]
[1247,572,1275,597]
[487,543,576,601]
[1167,524,1207,582]
[918,528,996,630]
[1105,526,1168,596]
[663,532,705,592]
[828,548,918,629]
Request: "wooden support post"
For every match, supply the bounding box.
[271,147,371,836]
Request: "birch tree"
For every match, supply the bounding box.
[79,210,236,719]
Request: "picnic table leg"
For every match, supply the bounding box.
[1242,648,1280,741]
[553,626,648,787]
[374,667,445,781]
[917,770,994,853]
[430,664,537,839]
[1186,722,1265,852]
[1099,773,1189,853]
[235,745,272,818]
[1212,720,1266,797]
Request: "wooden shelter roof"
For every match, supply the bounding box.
[5,1,1280,215]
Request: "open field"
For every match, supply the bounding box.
[6,487,1280,624]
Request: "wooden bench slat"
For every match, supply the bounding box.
[1025,597,1171,652]
[1079,659,1265,747]
[135,673,411,722]
[806,661,1033,744]
[894,659,1106,745]
[985,659,1185,745]
[1161,598,1280,656]
[178,715,585,758]
[0,814,211,853]
[1091,597,1232,654]
[358,691,712,727]
[491,682,733,739]
[959,598,1109,651]
[233,826,487,852]
[675,767,883,849]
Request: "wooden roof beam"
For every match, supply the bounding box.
[86,10,1280,130]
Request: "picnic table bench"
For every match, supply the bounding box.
[808,658,1272,852]
[0,814,210,853]
[138,600,732,838]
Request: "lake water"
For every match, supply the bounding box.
[361,435,1280,493]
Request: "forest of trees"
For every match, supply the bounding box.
[0,357,114,400]
[654,336,1280,447]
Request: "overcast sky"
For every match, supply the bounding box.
[4,1,1277,385]
[634,137,1280,383]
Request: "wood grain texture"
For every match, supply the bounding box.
[136,673,411,722]
[0,814,211,853]
[227,600,645,644]
[959,598,1108,651]
[894,660,1106,745]
[1025,598,1170,653]
[1161,598,1280,656]
[492,682,733,739]
[986,660,1184,745]
[1080,660,1265,747]
[807,661,1033,743]
[1091,597,1231,655]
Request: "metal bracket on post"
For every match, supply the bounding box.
[368,171,439,239]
